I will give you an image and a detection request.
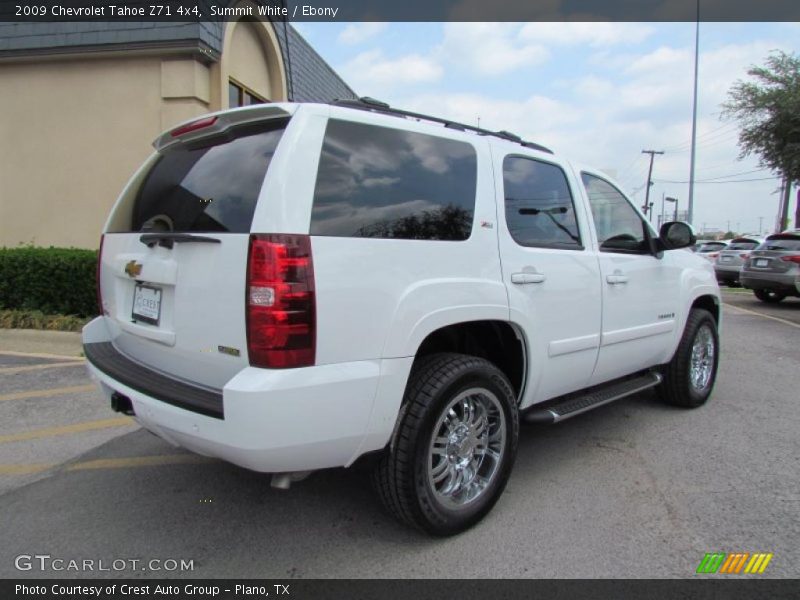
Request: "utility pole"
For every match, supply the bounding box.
[687,0,700,226]
[642,149,664,217]
[758,216,764,234]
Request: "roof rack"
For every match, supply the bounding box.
[331,97,554,155]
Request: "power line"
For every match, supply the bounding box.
[655,176,780,184]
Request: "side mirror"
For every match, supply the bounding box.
[659,221,696,250]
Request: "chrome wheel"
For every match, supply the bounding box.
[428,387,506,508]
[690,324,715,392]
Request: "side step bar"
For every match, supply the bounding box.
[523,371,663,424]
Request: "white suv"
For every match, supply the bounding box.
[83,99,721,535]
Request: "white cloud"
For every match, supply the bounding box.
[340,50,443,96]
[337,23,388,46]
[519,23,654,47]
[438,23,550,76]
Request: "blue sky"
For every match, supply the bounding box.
[297,22,800,234]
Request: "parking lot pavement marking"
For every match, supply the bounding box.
[0,463,54,475]
[0,384,96,403]
[0,417,133,444]
[0,350,84,361]
[67,454,212,471]
[0,360,85,375]
[722,302,800,329]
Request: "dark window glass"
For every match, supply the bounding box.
[760,236,800,250]
[727,241,758,250]
[228,82,242,108]
[246,92,265,106]
[581,173,650,253]
[130,121,287,234]
[311,120,477,241]
[503,156,581,249]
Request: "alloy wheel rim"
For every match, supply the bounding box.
[690,324,715,392]
[427,387,506,508]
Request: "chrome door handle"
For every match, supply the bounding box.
[606,274,629,285]
[511,272,546,284]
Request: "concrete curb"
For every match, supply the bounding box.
[0,328,83,357]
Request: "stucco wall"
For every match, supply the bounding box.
[0,56,210,248]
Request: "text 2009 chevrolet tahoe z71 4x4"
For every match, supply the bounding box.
[83,99,720,535]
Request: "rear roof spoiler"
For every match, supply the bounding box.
[153,104,293,151]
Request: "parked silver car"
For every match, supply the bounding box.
[695,240,728,262]
[714,237,763,287]
[740,233,800,303]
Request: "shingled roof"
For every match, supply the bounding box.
[0,20,357,103]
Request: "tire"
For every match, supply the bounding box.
[753,289,785,303]
[372,353,519,536]
[657,308,719,408]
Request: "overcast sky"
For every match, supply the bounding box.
[297,22,800,235]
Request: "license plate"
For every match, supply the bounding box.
[720,256,732,262]
[132,284,162,325]
[755,258,769,267]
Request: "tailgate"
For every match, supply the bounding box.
[98,113,290,389]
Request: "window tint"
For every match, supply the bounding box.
[311,120,477,240]
[581,173,649,253]
[503,156,582,249]
[130,120,286,234]
[727,241,758,250]
[760,236,800,251]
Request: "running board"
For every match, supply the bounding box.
[523,371,663,424]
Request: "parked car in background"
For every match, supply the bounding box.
[740,232,800,303]
[695,240,729,263]
[714,236,764,287]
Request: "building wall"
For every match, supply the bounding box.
[0,55,211,248]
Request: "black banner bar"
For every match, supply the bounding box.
[2,0,800,22]
[4,579,800,600]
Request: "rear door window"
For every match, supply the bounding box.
[129,120,287,234]
[310,119,477,241]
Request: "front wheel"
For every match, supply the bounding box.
[372,353,519,536]
[657,308,719,408]
[753,289,785,303]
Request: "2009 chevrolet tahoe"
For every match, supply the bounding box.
[84,98,721,535]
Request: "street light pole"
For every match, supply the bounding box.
[687,0,700,226]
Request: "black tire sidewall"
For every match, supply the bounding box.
[680,312,719,406]
[410,362,518,535]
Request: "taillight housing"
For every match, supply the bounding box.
[96,234,105,316]
[780,255,800,264]
[246,234,316,369]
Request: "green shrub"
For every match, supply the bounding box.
[0,309,89,332]
[0,246,98,318]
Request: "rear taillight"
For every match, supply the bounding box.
[708,252,720,259]
[246,234,315,369]
[96,234,105,315]
[780,255,800,264]
[739,253,750,259]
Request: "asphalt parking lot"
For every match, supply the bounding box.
[0,290,798,579]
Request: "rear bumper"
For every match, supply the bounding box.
[740,271,797,292]
[714,265,741,282]
[82,317,408,473]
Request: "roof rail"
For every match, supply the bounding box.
[331,97,553,155]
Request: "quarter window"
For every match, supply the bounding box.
[311,120,477,241]
[581,173,650,253]
[502,156,582,249]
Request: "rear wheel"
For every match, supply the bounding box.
[657,308,719,408]
[753,289,785,303]
[372,353,519,536]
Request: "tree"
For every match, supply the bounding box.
[722,51,800,231]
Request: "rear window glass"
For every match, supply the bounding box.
[697,243,726,252]
[727,241,759,250]
[130,120,287,234]
[760,236,800,251]
[310,119,477,241]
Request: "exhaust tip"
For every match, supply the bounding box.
[110,392,135,416]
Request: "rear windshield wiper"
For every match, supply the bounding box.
[139,233,222,249]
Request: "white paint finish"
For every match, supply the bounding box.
[495,150,602,406]
[601,320,675,347]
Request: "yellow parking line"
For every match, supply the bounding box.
[0,454,212,476]
[0,350,84,360]
[0,463,54,475]
[0,417,134,444]
[68,454,212,471]
[0,361,85,375]
[723,302,800,329]
[0,384,96,403]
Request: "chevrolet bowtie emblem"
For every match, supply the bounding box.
[124,260,143,278]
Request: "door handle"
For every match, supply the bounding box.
[606,274,629,285]
[511,272,546,284]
